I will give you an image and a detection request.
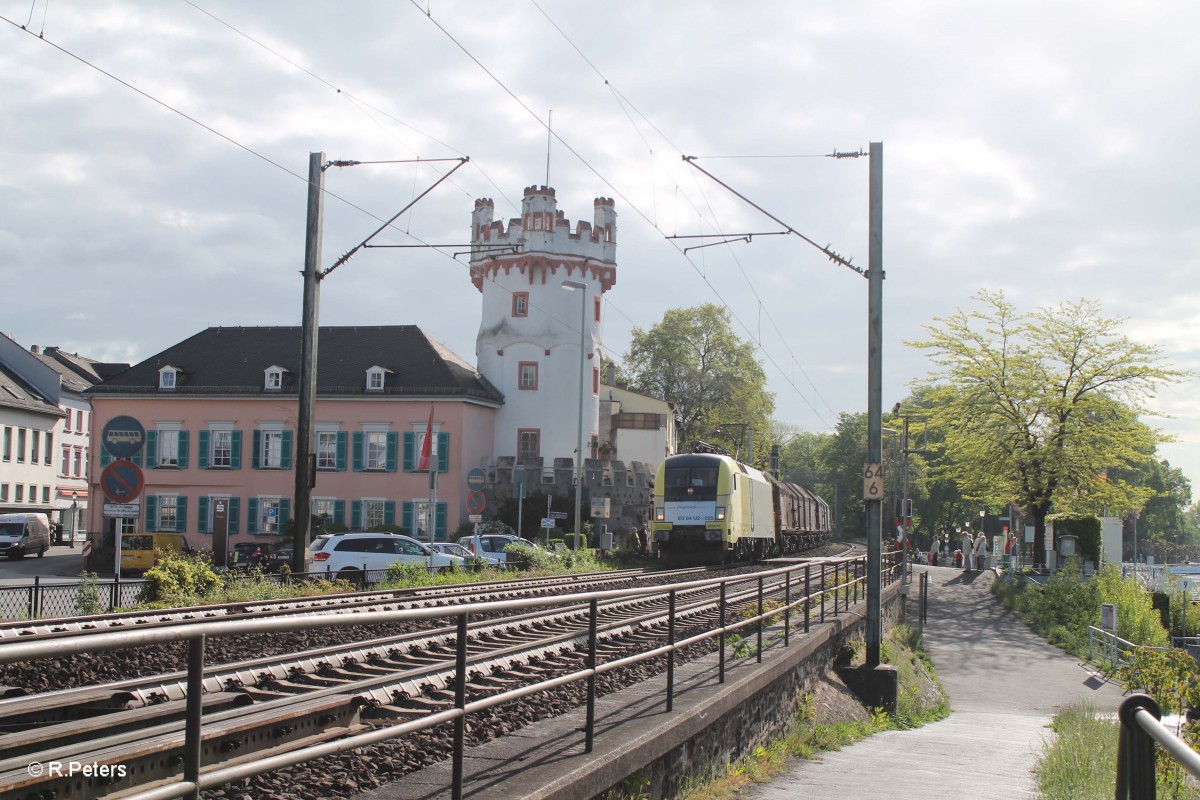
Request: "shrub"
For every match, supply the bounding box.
[138,551,222,605]
[505,542,558,571]
[75,571,104,616]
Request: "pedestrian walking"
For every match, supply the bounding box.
[975,532,989,571]
[962,529,975,571]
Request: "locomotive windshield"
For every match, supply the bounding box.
[663,466,719,500]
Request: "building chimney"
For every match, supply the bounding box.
[606,363,615,386]
[29,345,39,355]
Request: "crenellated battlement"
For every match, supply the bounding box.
[470,186,617,269]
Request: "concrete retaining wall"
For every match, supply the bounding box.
[594,582,904,799]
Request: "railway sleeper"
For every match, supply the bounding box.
[0,692,253,761]
[0,695,365,800]
[0,689,137,733]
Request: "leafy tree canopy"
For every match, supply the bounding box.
[622,303,774,467]
[908,290,1187,552]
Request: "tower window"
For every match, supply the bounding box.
[519,362,538,390]
[512,293,529,317]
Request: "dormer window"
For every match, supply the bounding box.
[366,366,392,392]
[158,366,180,391]
[264,365,287,392]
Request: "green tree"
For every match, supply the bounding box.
[909,290,1186,557]
[623,304,774,466]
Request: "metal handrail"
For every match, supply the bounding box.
[0,555,879,800]
[1116,694,1200,799]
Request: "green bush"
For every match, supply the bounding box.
[505,542,558,570]
[75,571,104,616]
[138,551,222,605]
[1048,513,1101,566]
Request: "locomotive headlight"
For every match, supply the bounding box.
[705,530,722,542]
[655,507,665,521]
[716,507,726,521]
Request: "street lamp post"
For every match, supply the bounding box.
[562,280,588,545]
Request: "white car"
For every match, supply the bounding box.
[428,542,474,560]
[310,532,465,582]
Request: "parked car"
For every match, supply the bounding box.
[264,547,293,573]
[458,534,540,565]
[309,532,465,582]
[229,541,280,570]
[428,542,474,560]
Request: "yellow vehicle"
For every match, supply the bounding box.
[120,532,186,572]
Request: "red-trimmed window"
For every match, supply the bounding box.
[519,362,539,390]
[512,292,529,317]
[594,297,601,322]
[593,367,599,395]
[518,429,540,464]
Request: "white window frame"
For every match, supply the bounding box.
[265,367,284,392]
[365,431,388,471]
[260,429,283,469]
[258,496,282,535]
[158,495,179,531]
[157,424,181,468]
[159,366,178,390]
[363,498,386,529]
[316,429,338,470]
[366,367,387,392]
[210,426,232,469]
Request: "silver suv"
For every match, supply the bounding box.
[310,532,465,582]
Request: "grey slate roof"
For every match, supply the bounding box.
[0,364,61,417]
[88,326,503,403]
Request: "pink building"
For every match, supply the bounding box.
[86,326,500,555]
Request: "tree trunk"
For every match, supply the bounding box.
[1031,503,1051,566]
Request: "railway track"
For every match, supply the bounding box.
[0,555,864,800]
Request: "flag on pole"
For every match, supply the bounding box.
[417,405,435,472]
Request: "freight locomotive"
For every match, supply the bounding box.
[650,450,831,563]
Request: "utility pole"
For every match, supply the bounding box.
[865,141,884,668]
[293,152,324,574]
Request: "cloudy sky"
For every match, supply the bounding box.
[2,1,1198,491]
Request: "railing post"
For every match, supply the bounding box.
[756,576,764,663]
[585,598,597,753]
[820,564,826,623]
[184,634,205,800]
[28,576,38,620]
[784,570,791,647]
[1117,694,1161,800]
[452,612,469,800]
[834,562,840,616]
[853,560,859,604]
[718,581,726,684]
[667,589,676,712]
[804,565,811,634]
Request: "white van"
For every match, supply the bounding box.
[0,513,52,560]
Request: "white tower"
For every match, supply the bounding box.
[471,186,617,470]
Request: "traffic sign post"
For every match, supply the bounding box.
[540,518,556,529]
[465,490,486,515]
[102,416,146,459]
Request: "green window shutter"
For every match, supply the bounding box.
[176,496,188,533]
[386,432,399,473]
[100,449,111,467]
[198,430,209,469]
[336,432,347,471]
[435,502,447,540]
[402,432,415,472]
[145,431,158,469]
[438,432,449,473]
[251,431,262,470]
[352,433,364,472]
[280,499,291,528]
[132,450,142,468]
[247,498,259,534]
[197,496,210,534]
[145,496,158,533]
[228,498,240,535]
[178,431,189,470]
[402,502,413,535]
[383,501,396,526]
[351,500,363,530]
[230,431,242,470]
[280,431,293,470]
[333,499,345,526]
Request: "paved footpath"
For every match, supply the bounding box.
[747,565,1128,800]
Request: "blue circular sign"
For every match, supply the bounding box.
[102,415,146,459]
[467,468,487,491]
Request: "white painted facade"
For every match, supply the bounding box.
[471,186,617,467]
